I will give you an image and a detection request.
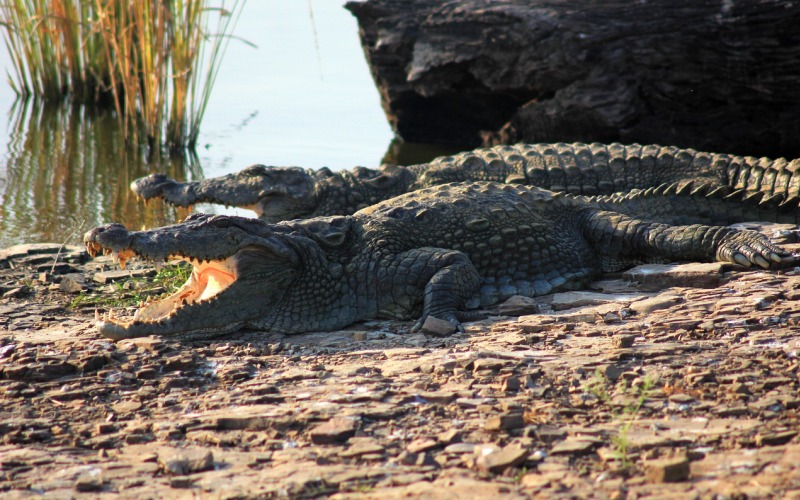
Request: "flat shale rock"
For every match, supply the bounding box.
[624,263,724,291]
[59,273,86,293]
[158,449,214,475]
[493,295,541,315]
[2,241,800,498]
[646,456,691,483]
[629,293,683,315]
[474,445,528,474]
[550,291,647,311]
[309,417,359,444]
[420,316,457,336]
[550,438,601,456]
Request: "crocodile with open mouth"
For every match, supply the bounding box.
[85,181,792,341]
[131,142,800,222]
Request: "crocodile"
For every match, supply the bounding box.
[131,142,800,222]
[85,181,791,341]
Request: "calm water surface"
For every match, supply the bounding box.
[0,2,459,248]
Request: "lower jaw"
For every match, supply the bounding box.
[97,319,245,341]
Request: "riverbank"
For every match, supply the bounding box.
[1,240,799,497]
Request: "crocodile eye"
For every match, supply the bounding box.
[366,173,399,189]
[301,217,352,247]
[241,165,268,176]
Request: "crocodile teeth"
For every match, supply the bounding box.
[86,242,101,258]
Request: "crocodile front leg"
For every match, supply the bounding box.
[375,248,482,333]
[578,210,790,271]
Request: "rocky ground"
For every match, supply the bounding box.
[1,230,800,499]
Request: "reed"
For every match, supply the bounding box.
[0,0,245,149]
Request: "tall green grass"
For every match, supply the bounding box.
[0,0,245,149]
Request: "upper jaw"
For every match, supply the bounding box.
[84,214,297,265]
[130,167,319,221]
[83,215,298,340]
[130,174,198,207]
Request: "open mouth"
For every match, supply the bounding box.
[85,242,238,336]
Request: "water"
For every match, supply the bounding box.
[0,1,455,248]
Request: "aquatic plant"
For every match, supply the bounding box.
[0,0,245,149]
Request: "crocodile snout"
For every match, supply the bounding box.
[130,173,177,199]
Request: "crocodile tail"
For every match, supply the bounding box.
[723,155,800,199]
[412,142,800,201]
[471,142,800,198]
[514,143,735,195]
[592,181,800,226]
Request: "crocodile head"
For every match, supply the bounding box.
[131,166,321,222]
[83,213,343,340]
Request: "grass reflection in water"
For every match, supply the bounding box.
[0,100,200,248]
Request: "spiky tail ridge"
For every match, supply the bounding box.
[586,181,800,226]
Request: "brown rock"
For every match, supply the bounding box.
[309,417,359,444]
[645,456,690,483]
[3,287,27,298]
[551,291,644,310]
[398,451,437,467]
[475,445,528,474]
[59,273,86,293]
[159,449,214,475]
[169,477,194,488]
[755,430,798,447]
[668,393,696,404]
[611,334,636,349]
[495,295,540,315]
[74,470,104,492]
[437,429,461,445]
[407,438,439,453]
[629,294,683,315]
[501,376,521,392]
[340,438,385,457]
[484,413,525,431]
[624,263,723,291]
[112,401,143,414]
[420,316,457,336]
[550,438,600,456]
[418,391,458,404]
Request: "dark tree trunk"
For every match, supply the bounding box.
[346,0,800,158]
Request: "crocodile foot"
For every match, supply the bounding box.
[716,230,791,268]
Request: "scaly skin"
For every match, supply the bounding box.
[131,142,800,222]
[86,181,789,341]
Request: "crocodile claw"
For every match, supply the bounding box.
[732,253,753,267]
[718,230,790,268]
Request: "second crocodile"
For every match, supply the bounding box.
[131,142,800,222]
